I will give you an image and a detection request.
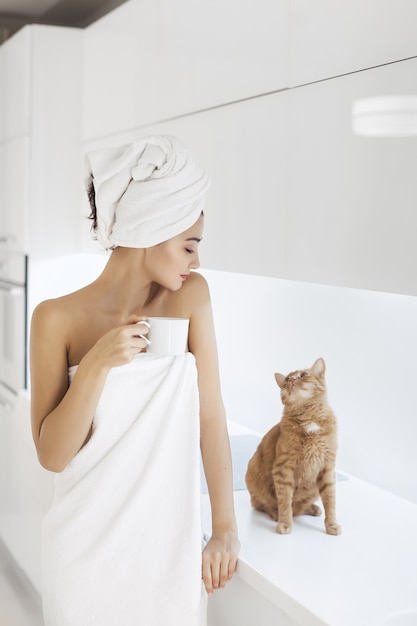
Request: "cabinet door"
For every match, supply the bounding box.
[0,393,53,593]
[289,0,417,86]
[286,56,417,295]
[0,27,31,142]
[28,25,82,258]
[83,0,289,138]
[0,389,13,526]
[0,390,20,558]
[0,136,29,251]
[208,575,298,626]
[12,397,54,592]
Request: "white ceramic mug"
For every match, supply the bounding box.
[147,317,189,356]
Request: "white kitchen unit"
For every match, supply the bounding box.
[0,25,30,142]
[0,136,29,253]
[0,25,82,258]
[80,0,417,296]
[289,0,417,86]
[0,387,53,593]
[83,56,417,296]
[82,0,290,141]
[203,426,417,626]
[286,55,417,295]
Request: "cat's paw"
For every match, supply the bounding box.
[326,523,342,535]
[276,522,292,534]
[307,504,322,516]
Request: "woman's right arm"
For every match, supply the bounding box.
[30,301,148,473]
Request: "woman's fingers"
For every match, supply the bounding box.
[219,555,232,587]
[202,552,214,594]
[227,550,238,580]
[121,318,151,354]
[202,547,238,594]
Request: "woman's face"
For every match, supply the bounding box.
[146,214,204,290]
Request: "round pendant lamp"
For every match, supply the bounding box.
[352,95,417,137]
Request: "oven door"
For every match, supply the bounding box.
[0,280,26,392]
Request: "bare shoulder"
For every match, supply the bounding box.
[31,291,80,332]
[181,271,211,310]
[30,289,90,362]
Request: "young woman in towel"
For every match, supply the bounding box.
[30,136,239,626]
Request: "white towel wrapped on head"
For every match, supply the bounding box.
[84,135,210,249]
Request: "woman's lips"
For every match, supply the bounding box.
[180,274,188,281]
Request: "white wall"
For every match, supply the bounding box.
[201,268,417,505]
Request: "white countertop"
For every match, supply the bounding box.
[201,422,417,626]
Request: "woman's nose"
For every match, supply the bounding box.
[190,251,200,269]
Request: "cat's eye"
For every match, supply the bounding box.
[300,371,308,377]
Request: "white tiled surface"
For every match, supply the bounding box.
[0,540,43,626]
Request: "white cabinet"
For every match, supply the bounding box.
[83,0,290,140]
[0,136,30,249]
[0,26,30,141]
[289,0,417,86]
[286,56,417,295]
[81,0,417,296]
[0,25,83,258]
[0,387,54,593]
[208,575,298,626]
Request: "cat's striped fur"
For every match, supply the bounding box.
[245,358,341,535]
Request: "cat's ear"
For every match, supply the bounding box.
[274,373,286,388]
[311,358,326,378]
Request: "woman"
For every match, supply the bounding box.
[30,136,240,626]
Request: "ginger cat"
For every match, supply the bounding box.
[245,358,341,535]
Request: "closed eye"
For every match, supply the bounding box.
[185,248,194,254]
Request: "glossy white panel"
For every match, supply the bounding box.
[287,57,417,294]
[290,0,417,86]
[208,574,297,626]
[0,27,31,142]
[83,92,289,277]
[83,0,289,140]
[0,392,53,595]
[0,136,29,250]
[0,539,43,626]
[0,25,82,258]
[28,26,83,258]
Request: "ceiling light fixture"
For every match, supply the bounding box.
[352,95,417,137]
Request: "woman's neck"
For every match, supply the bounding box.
[94,247,162,317]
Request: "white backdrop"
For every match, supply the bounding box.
[200,268,417,504]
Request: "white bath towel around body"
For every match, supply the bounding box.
[42,353,206,626]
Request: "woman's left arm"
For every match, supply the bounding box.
[187,273,240,595]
